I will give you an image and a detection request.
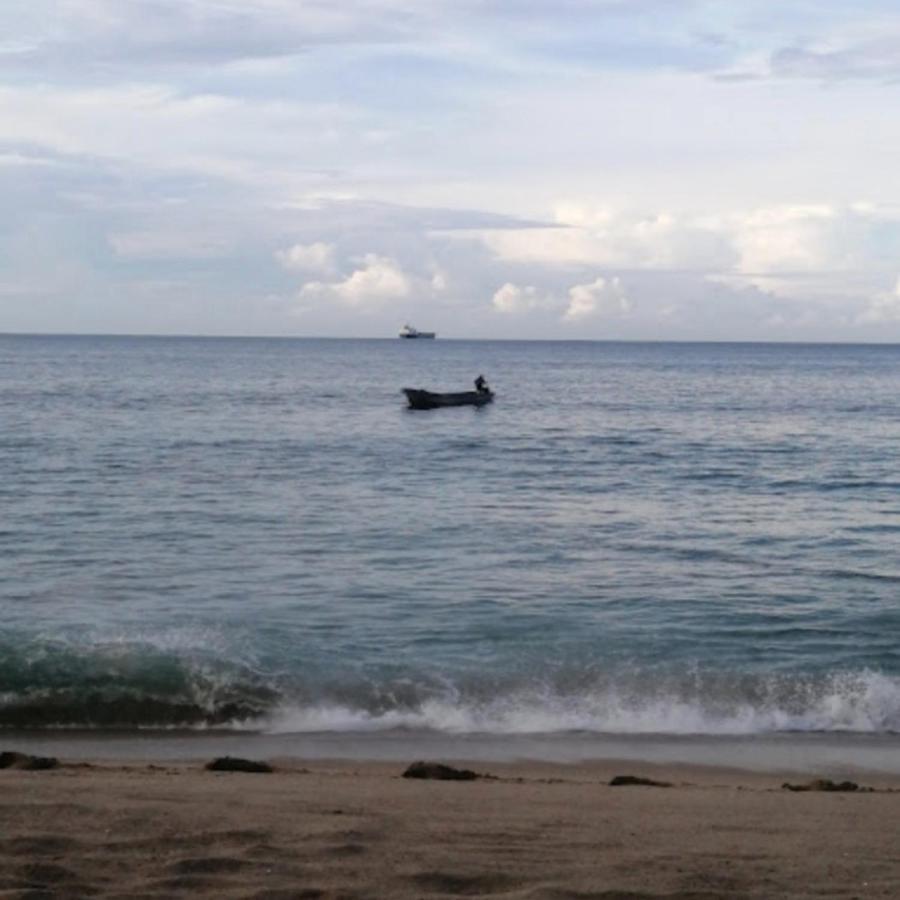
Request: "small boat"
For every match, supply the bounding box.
[403,388,494,410]
[399,323,436,339]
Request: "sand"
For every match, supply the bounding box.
[1,756,899,899]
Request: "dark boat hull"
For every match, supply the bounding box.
[403,388,493,410]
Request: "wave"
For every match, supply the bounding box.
[0,634,277,729]
[265,670,900,736]
[1,637,899,735]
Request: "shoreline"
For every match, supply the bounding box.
[4,728,900,775]
[2,755,899,898]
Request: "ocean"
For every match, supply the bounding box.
[2,335,900,767]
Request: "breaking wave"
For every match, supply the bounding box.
[0,634,276,729]
[265,670,900,736]
[1,637,899,735]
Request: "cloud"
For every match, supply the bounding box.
[0,82,372,194]
[858,276,900,323]
[477,202,900,306]
[491,276,631,323]
[0,151,64,168]
[276,241,335,274]
[564,276,630,321]
[491,282,551,314]
[731,204,838,274]
[109,229,233,259]
[714,18,900,84]
[297,253,411,309]
[720,204,900,303]
[769,34,900,82]
[481,205,736,271]
[10,0,422,68]
[5,0,744,75]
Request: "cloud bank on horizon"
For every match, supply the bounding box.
[2,0,900,340]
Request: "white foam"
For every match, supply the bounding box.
[265,670,900,736]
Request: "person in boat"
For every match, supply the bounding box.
[474,374,490,394]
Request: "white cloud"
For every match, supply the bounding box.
[858,276,900,323]
[0,151,62,168]
[15,0,422,67]
[276,241,335,274]
[731,204,838,274]
[480,205,736,271]
[109,229,233,259]
[564,276,630,321]
[716,204,900,303]
[477,202,900,308]
[5,0,744,74]
[492,276,631,323]
[298,253,411,309]
[491,282,551,314]
[0,83,368,194]
[762,26,900,83]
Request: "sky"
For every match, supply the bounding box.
[2,0,900,340]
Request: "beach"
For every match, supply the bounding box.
[2,754,899,899]
[6,0,900,890]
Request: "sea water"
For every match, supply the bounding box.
[2,335,900,762]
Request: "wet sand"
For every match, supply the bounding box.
[1,757,899,898]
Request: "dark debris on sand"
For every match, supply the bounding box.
[205,757,274,773]
[609,775,672,787]
[402,762,482,781]
[0,751,59,771]
[782,779,869,792]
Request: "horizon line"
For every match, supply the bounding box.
[3,331,900,347]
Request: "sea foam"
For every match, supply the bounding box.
[265,670,900,736]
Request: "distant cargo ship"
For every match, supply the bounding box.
[399,324,436,339]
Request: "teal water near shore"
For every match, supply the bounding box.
[2,335,900,737]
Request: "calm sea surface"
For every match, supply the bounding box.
[2,335,900,738]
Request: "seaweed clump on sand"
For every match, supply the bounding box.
[782,779,864,792]
[609,774,672,787]
[0,751,58,771]
[402,762,481,781]
[205,756,274,773]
